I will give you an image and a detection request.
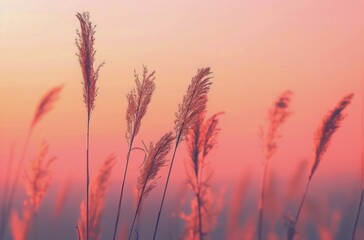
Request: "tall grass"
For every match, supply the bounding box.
[112,66,156,240]
[78,154,116,240]
[287,93,354,240]
[152,68,212,240]
[258,91,292,240]
[352,91,364,240]
[128,132,174,240]
[75,12,104,240]
[183,111,222,240]
[0,85,62,239]
[10,141,55,240]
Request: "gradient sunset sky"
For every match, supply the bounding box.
[0,0,363,194]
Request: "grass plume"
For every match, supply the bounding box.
[183,111,223,240]
[76,12,104,116]
[258,91,292,240]
[287,93,354,240]
[30,85,63,131]
[76,11,103,240]
[113,66,156,240]
[153,67,212,240]
[129,132,175,240]
[78,154,116,240]
[10,141,55,240]
[1,86,62,239]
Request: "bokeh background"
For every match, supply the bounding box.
[0,0,363,239]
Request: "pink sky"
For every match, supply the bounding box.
[0,0,363,191]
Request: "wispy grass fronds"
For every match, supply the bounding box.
[287,93,353,240]
[30,85,63,131]
[113,66,156,240]
[10,141,55,240]
[1,86,62,239]
[180,187,224,240]
[129,132,175,240]
[76,11,103,240]
[76,12,104,116]
[202,112,223,158]
[174,68,212,145]
[260,90,292,161]
[153,67,212,240]
[183,111,223,240]
[23,141,55,212]
[258,91,292,240]
[78,154,116,240]
[310,93,354,180]
[126,66,156,143]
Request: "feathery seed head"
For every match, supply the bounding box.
[175,68,212,145]
[76,12,104,116]
[137,132,175,199]
[309,93,354,179]
[126,66,156,143]
[31,85,63,130]
[261,91,292,161]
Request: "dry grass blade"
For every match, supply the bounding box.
[129,132,175,240]
[174,68,212,144]
[76,12,104,115]
[309,93,354,179]
[126,66,156,142]
[30,85,63,130]
[78,154,116,240]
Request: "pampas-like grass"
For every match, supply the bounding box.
[10,141,55,240]
[309,94,354,180]
[78,154,116,240]
[0,86,62,239]
[22,142,56,213]
[30,85,63,131]
[153,68,212,240]
[129,132,174,240]
[112,66,155,240]
[180,187,223,240]
[76,11,103,240]
[287,93,353,240]
[258,91,292,240]
[184,111,223,240]
[76,12,104,116]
